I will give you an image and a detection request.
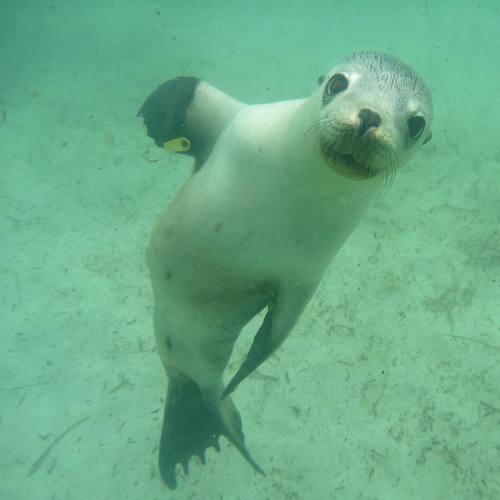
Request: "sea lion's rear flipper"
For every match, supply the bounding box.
[222,286,314,399]
[138,77,244,170]
[159,374,263,489]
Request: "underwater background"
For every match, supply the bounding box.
[1,0,499,498]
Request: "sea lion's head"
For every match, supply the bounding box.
[310,52,433,184]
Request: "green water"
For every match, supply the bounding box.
[1,1,499,499]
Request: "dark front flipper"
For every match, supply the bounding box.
[159,375,263,489]
[138,77,243,170]
[138,76,199,153]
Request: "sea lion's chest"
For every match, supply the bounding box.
[157,102,380,283]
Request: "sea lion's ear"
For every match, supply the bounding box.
[422,132,432,145]
[317,75,325,85]
[138,78,244,170]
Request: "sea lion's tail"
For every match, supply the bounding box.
[158,374,264,489]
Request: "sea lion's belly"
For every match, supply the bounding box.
[148,183,336,304]
[149,152,374,307]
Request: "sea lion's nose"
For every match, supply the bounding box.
[358,108,381,137]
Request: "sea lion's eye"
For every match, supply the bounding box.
[408,114,426,140]
[324,74,349,98]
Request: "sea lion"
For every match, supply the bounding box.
[137,51,433,488]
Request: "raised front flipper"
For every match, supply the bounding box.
[138,77,244,170]
[159,374,263,489]
[222,285,315,399]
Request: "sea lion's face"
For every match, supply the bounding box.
[311,52,433,183]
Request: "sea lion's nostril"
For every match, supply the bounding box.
[358,108,381,137]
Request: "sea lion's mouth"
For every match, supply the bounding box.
[321,146,378,180]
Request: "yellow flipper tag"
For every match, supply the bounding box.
[164,137,191,153]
